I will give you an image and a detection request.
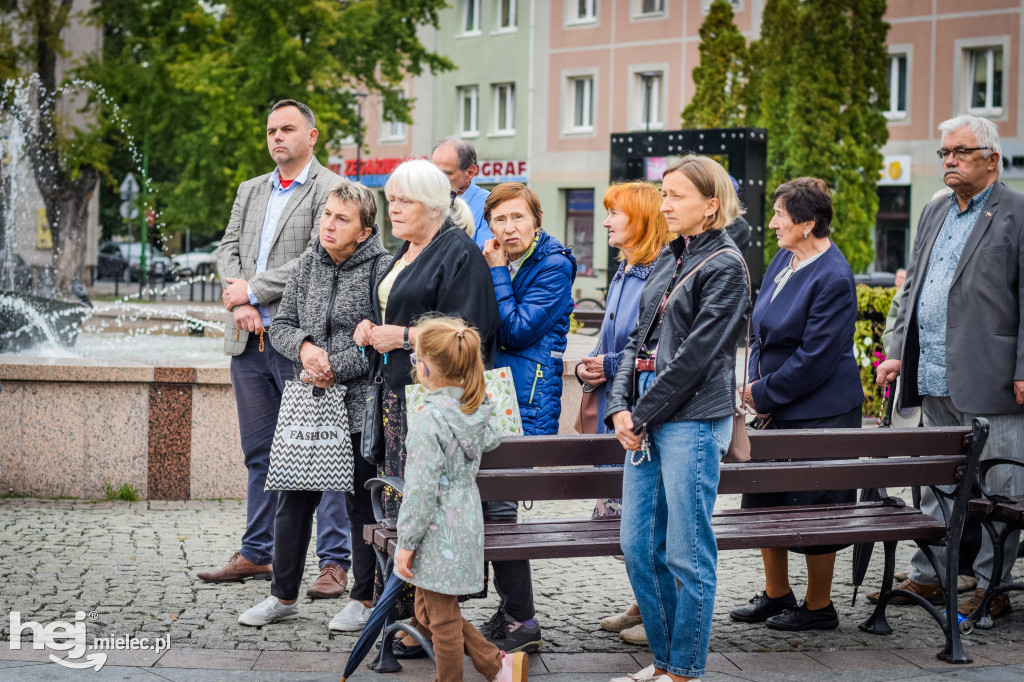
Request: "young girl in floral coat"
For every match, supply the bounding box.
[395,317,528,682]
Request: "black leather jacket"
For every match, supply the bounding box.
[604,229,750,432]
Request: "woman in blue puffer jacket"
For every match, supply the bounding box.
[477,182,576,654]
[483,183,577,436]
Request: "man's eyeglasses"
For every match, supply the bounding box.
[935,147,991,161]
[410,352,429,376]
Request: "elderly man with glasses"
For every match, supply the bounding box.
[873,114,1024,624]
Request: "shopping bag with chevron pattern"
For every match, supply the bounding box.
[266,381,354,492]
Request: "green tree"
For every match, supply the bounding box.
[752,0,889,272]
[81,0,452,242]
[1,0,109,293]
[681,0,748,129]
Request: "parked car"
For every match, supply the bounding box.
[853,271,897,288]
[97,241,129,281]
[102,241,176,282]
[172,240,221,275]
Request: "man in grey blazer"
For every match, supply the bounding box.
[875,114,1024,621]
[199,100,352,598]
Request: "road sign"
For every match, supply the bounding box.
[119,202,139,220]
[120,173,140,220]
[119,173,140,202]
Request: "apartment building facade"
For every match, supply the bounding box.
[336,0,1024,296]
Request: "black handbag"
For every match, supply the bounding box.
[361,368,385,466]
[361,253,388,467]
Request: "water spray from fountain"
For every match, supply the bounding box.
[1,76,225,358]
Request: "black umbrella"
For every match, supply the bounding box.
[850,386,896,605]
[341,571,432,680]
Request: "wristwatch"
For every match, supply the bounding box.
[402,327,411,351]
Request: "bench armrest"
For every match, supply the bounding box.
[365,476,405,526]
[977,457,1024,503]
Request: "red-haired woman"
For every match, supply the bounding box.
[579,181,673,646]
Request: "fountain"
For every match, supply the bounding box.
[1,79,91,351]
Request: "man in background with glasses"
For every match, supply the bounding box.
[874,114,1024,623]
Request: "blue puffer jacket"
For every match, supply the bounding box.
[490,231,577,436]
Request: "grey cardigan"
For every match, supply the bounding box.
[269,232,393,430]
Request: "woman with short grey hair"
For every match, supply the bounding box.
[353,158,500,638]
[239,180,392,633]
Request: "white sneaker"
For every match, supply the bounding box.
[238,596,299,627]
[610,665,660,682]
[329,600,372,632]
[619,623,648,645]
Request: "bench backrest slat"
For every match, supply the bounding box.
[481,428,971,469]
[475,455,966,503]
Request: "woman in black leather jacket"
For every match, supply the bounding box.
[606,155,749,682]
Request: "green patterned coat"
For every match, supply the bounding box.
[396,386,502,595]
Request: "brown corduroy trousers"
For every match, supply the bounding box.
[414,586,502,681]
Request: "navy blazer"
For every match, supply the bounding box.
[750,243,864,420]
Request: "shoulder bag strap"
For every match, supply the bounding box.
[666,247,752,393]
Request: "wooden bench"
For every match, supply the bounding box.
[571,309,604,336]
[966,453,1024,627]
[364,419,988,669]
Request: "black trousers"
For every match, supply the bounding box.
[348,448,378,602]
[484,500,535,622]
[270,432,378,602]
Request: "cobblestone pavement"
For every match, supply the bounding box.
[2,493,1023,666]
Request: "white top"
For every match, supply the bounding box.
[770,245,829,303]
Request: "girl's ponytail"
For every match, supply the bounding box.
[414,317,487,415]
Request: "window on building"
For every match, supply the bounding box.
[462,0,481,34]
[636,0,665,15]
[572,0,597,23]
[569,77,594,132]
[381,116,406,142]
[493,83,515,134]
[498,0,516,29]
[567,190,596,277]
[967,47,1003,114]
[885,54,907,119]
[876,186,910,273]
[459,86,479,136]
[635,71,663,130]
[380,93,406,142]
[701,0,740,11]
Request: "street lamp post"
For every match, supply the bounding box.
[354,92,368,181]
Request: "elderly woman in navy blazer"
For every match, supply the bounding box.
[732,177,863,633]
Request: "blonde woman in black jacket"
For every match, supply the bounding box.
[606,155,749,682]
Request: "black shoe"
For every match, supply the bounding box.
[729,591,798,623]
[485,614,542,654]
[392,638,427,659]
[479,606,507,638]
[765,601,839,631]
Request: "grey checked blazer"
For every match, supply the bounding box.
[216,157,342,356]
[890,181,1024,415]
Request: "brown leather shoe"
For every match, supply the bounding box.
[306,563,348,599]
[197,552,272,583]
[867,578,944,606]
[958,588,1012,618]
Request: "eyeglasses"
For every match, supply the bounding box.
[935,147,991,161]
[410,352,429,376]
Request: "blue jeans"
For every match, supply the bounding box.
[620,371,730,678]
[230,333,351,568]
